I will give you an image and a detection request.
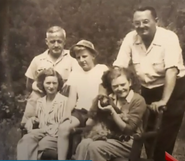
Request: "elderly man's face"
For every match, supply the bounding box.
[133,10,157,39]
[46,31,65,57]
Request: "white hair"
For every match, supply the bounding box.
[46,26,66,39]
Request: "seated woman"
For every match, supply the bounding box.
[17,68,68,160]
[57,40,108,160]
[74,67,147,161]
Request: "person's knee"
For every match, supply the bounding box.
[17,134,35,151]
[88,141,101,152]
[58,122,71,137]
[79,138,93,146]
[22,134,35,141]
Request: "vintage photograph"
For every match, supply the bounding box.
[0,0,185,160]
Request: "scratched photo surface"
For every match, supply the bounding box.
[0,0,185,160]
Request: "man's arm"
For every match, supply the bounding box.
[161,32,182,104]
[161,68,178,104]
[151,32,181,112]
[26,77,34,92]
[113,34,132,68]
[151,68,178,112]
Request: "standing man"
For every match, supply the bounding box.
[22,26,81,124]
[113,6,185,161]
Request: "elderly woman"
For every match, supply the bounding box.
[17,68,68,160]
[74,67,147,161]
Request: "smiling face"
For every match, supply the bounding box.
[43,76,59,96]
[45,31,65,57]
[75,49,95,71]
[133,10,157,39]
[111,75,131,99]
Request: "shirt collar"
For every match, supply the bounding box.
[43,49,69,58]
[109,89,134,103]
[42,49,69,64]
[134,26,161,46]
[39,92,61,105]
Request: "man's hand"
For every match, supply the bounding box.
[32,81,43,93]
[149,100,166,113]
[98,100,113,112]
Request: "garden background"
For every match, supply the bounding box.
[0,0,185,160]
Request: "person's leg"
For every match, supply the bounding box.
[17,129,46,160]
[74,138,94,160]
[142,76,185,161]
[141,86,163,158]
[57,116,80,160]
[21,91,43,124]
[38,135,58,159]
[86,118,96,126]
[75,138,133,161]
[154,108,185,161]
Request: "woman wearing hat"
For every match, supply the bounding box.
[57,40,108,160]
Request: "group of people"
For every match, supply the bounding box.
[16,6,185,161]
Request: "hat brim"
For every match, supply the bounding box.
[70,44,98,58]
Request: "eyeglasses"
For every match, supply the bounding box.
[133,19,150,27]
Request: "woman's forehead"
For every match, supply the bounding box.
[44,76,58,81]
[111,75,129,84]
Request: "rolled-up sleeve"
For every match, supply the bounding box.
[113,34,132,68]
[25,57,37,80]
[164,32,183,72]
[124,96,146,135]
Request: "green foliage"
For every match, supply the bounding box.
[1,0,185,159]
[7,0,185,95]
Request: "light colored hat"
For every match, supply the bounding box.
[70,40,98,58]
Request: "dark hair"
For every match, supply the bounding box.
[134,6,157,19]
[101,67,139,94]
[36,68,64,95]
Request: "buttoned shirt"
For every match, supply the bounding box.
[36,92,68,137]
[113,27,185,89]
[25,49,81,81]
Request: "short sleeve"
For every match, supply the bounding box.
[71,57,82,72]
[65,71,78,87]
[164,32,183,71]
[113,33,132,68]
[96,64,109,84]
[102,64,109,72]
[25,57,38,80]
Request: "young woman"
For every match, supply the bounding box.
[74,67,147,161]
[17,68,68,160]
[57,40,108,160]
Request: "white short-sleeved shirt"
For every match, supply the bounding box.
[25,49,82,81]
[66,64,108,111]
[113,27,185,89]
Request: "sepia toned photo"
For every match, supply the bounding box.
[0,0,185,160]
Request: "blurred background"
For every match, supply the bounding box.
[0,0,185,159]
